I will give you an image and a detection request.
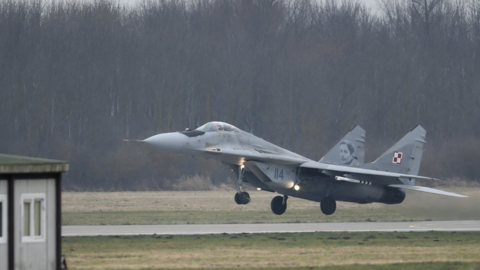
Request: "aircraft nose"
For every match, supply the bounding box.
[143,132,185,152]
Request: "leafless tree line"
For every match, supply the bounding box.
[1,0,479,190]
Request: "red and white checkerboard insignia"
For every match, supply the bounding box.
[392,151,403,164]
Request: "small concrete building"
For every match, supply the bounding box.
[0,154,68,270]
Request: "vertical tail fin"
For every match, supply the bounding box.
[319,125,366,167]
[367,125,426,175]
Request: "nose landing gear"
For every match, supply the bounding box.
[234,165,251,205]
[234,192,251,205]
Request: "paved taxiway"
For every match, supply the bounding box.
[63,220,480,236]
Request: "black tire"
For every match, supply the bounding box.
[239,192,251,204]
[271,196,287,215]
[234,192,242,205]
[320,196,336,215]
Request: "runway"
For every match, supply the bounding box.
[62,220,480,236]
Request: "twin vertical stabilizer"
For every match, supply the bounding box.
[365,125,426,176]
[319,125,366,167]
[320,125,427,176]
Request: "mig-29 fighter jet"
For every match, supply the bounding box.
[140,121,466,215]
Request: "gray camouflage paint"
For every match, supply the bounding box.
[142,121,466,210]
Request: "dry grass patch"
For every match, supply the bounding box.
[63,231,480,269]
[62,186,480,225]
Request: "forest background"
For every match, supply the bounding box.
[1,0,480,190]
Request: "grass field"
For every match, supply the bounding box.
[62,231,480,269]
[62,187,480,269]
[62,187,480,225]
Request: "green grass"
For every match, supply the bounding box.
[63,231,480,269]
[157,263,480,270]
[320,263,480,270]
[63,262,480,270]
[62,190,480,225]
[61,190,480,269]
[62,208,422,225]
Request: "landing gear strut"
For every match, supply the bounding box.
[320,196,336,215]
[271,195,288,215]
[234,165,250,205]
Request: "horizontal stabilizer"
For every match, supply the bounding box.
[389,184,468,198]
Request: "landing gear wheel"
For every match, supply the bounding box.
[235,192,250,205]
[234,192,241,204]
[320,196,336,215]
[271,196,287,215]
[240,192,250,204]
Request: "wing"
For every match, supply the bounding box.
[300,161,439,181]
[214,147,309,166]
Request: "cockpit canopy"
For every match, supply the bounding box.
[196,122,241,133]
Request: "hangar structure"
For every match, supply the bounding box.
[0,154,68,270]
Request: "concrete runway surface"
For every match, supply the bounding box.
[63,220,480,236]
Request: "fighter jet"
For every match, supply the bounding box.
[140,121,466,215]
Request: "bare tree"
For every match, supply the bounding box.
[1,0,480,189]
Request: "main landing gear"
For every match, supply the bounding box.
[320,196,336,215]
[234,165,251,205]
[270,195,288,215]
[269,195,336,215]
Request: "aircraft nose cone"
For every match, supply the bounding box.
[143,132,185,152]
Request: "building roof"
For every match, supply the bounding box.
[0,154,69,174]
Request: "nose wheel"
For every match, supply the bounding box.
[233,165,250,205]
[271,195,288,215]
[234,192,251,205]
